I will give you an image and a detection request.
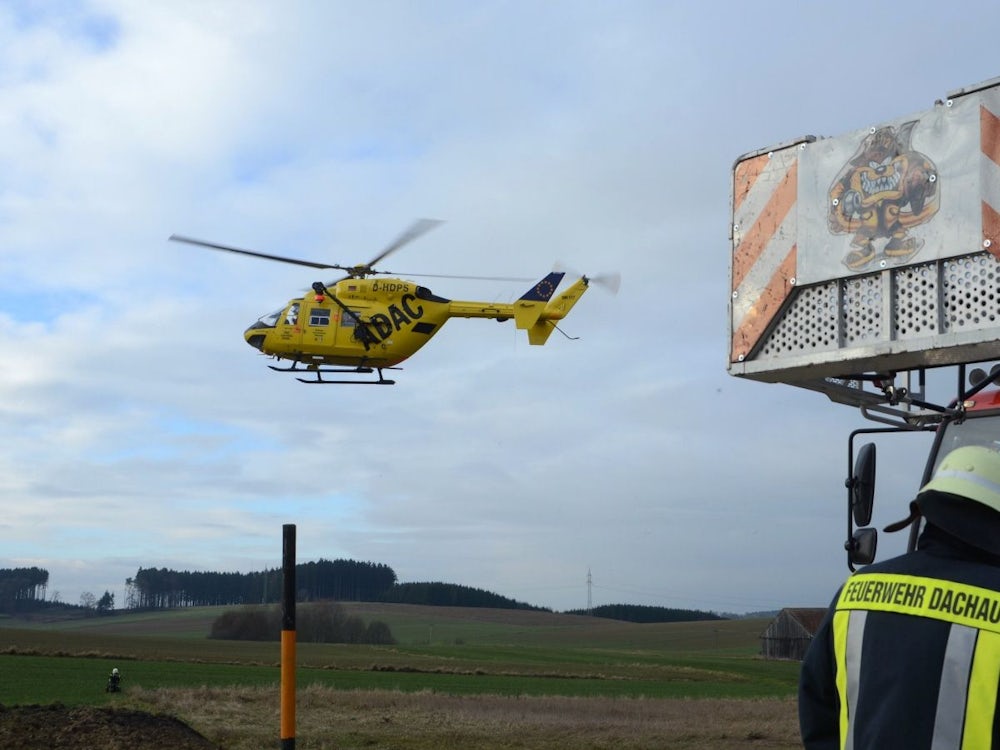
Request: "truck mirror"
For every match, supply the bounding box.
[852,442,876,527]
[847,527,877,567]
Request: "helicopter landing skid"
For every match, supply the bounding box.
[268,363,374,374]
[268,359,398,384]
[296,368,396,385]
[298,377,395,385]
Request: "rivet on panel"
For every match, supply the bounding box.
[789,277,797,286]
[985,239,993,249]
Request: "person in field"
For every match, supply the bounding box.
[105,667,122,693]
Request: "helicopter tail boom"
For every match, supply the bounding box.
[445,272,590,344]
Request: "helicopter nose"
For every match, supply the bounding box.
[244,322,268,351]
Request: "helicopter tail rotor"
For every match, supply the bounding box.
[584,271,621,295]
[554,262,621,295]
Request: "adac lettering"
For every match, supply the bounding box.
[353,293,425,350]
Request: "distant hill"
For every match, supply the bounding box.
[564,604,725,624]
[0,602,772,654]
[26,557,764,619]
[379,582,547,611]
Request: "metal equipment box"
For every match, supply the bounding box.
[729,77,1000,400]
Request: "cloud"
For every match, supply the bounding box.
[1,0,998,615]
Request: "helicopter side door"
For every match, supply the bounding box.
[299,302,335,352]
[298,301,374,355]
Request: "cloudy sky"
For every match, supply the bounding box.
[2,0,997,614]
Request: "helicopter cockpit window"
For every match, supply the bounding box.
[259,308,283,327]
[340,309,365,327]
[285,303,299,326]
[309,308,331,326]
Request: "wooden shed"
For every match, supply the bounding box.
[760,608,827,660]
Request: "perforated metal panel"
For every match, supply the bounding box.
[845,275,883,345]
[894,263,938,340]
[759,282,839,358]
[944,253,1000,331]
[733,251,1000,383]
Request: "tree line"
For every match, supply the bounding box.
[0,563,550,614]
[380,581,546,611]
[122,566,551,613]
[9,564,722,620]
[126,559,398,609]
[0,567,49,613]
[565,603,725,623]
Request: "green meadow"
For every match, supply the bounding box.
[0,604,798,701]
[0,604,805,748]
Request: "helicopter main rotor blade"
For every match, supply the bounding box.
[320,270,534,288]
[366,218,444,268]
[169,234,346,271]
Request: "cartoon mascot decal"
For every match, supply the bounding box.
[828,120,940,271]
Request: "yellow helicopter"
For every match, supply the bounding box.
[170,220,616,384]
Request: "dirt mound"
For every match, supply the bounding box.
[0,704,219,749]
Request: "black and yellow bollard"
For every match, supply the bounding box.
[281,524,296,749]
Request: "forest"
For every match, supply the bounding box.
[125,559,398,609]
[380,581,544,610]
[3,564,539,613]
[1,566,726,623]
[565,603,725,623]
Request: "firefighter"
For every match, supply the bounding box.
[800,445,1000,748]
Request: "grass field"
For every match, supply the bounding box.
[0,604,805,748]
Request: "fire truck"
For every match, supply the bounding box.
[728,75,1000,569]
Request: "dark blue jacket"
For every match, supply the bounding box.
[800,525,1000,750]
